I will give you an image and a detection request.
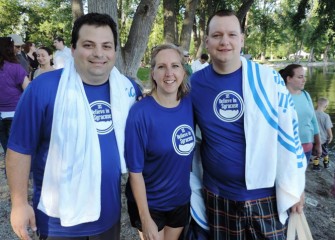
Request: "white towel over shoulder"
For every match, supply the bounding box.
[38,58,136,226]
[241,57,306,224]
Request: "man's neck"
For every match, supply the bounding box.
[212,60,242,74]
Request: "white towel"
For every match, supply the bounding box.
[38,58,136,226]
[241,57,306,224]
[190,137,209,230]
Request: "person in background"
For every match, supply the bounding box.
[23,42,39,71]
[31,46,55,80]
[6,13,141,240]
[191,53,209,73]
[53,36,72,69]
[0,37,30,156]
[183,50,193,76]
[190,9,306,239]
[7,34,30,73]
[279,64,322,165]
[125,43,195,240]
[313,97,333,170]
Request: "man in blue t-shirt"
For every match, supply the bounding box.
[190,9,306,239]
[6,13,140,240]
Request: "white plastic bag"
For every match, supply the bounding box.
[287,212,313,240]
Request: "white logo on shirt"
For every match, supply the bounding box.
[213,91,244,122]
[90,101,113,135]
[172,125,195,156]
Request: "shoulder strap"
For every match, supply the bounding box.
[302,90,314,108]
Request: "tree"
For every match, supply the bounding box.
[0,0,24,36]
[193,0,207,58]
[163,0,178,44]
[237,0,255,32]
[180,0,199,52]
[7,0,73,47]
[314,0,335,62]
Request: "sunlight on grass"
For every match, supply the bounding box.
[137,67,150,82]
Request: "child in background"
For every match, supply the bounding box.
[313,97,333,171]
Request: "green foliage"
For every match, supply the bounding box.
[291,0,310,33]
[0,0,24,36]
[0,0,72,49]
[1,0,334,62]
[25,0,72,47]
[314,0,335,46]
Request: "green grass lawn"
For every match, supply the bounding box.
[137,67,150,82]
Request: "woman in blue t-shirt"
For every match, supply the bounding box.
[125,43,195,240]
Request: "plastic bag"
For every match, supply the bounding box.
[287,212,313,240]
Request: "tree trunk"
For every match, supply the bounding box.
[236,0,254,32]
[192,17,199,52]
[243,11,250,54]
[323,45,329,63]
[308,47,314,63]
[163,0,178,44]
[180,0,199,52]
[195,0,206,58]
[88,0,117,18]
[122,0,161,78]
[71,0,84,22]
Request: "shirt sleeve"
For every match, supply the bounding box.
[326,114,333,129]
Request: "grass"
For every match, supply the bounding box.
[137,67,150,82]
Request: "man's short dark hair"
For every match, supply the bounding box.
[71,13,118,50]
[200,53,209,61]
[54,36,65,43]
[206,9,243,35]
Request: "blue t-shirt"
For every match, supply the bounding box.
[190,65,275,201]
[8,69,141,237]
[125,95,195,210]
[291,91,319,144]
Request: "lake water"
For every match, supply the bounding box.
[299,64,335,147]
[272,63,335,147]
[304,64,335,121]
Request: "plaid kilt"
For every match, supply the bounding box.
[204,189,287,240]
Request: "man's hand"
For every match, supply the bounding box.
[11,203,36,240]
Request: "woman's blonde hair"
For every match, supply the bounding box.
[149,43,190,100]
